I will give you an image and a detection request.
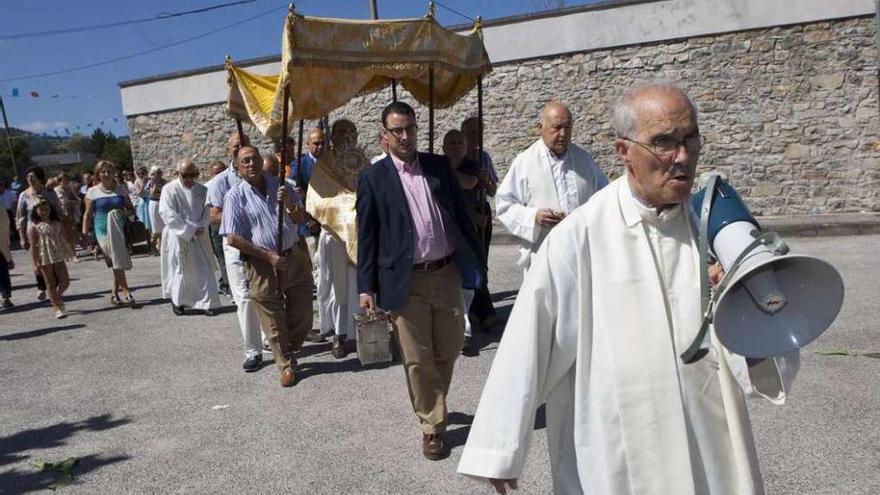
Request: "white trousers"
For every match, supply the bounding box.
[318,230,359,339]
[461,288,475,338]
[315,230,335,333]
[223,239,264,358]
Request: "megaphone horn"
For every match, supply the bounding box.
[684,173,845,360]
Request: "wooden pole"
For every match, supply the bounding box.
[392,79,398,102]
[369,0,378,19]
[296,119,305,187]
[0,96,19,178]
[476,76,486,251]
[428,65,435,153]
[235,118,245,147]
[277,85,290,256]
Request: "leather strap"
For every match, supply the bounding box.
[680,173,719,364]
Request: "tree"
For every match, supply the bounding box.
[101,139,132,169]
[0,135,29,181]
[91,128,109,156]
[61,134,94,154]
[90,128,118,157]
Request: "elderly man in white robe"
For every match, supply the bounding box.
[495,101,609,273]
[458,83,798,494]
[160,158,220,316]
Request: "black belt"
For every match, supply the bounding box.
[412,255,452,271]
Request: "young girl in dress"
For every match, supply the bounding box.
[28,198,74,318]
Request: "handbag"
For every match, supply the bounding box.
[124,216,150,245]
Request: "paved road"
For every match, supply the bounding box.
[1,236,877,494]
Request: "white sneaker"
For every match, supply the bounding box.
[55,310,66,319]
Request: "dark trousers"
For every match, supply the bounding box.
[0,252,10,298]
[468,202,496,322]
[208,224,229,291]
[35,272,46,292]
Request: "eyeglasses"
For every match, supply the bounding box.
[384,124,418,139]
[622,134,703,159]
[180,173,198,179]
[238,155,260,164]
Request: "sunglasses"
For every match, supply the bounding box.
[180,172,198,179]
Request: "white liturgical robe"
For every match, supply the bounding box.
[495,139,608,271]
[458,176,799,494]
[159,179,220,310]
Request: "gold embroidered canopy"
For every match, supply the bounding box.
[226,8,491,138]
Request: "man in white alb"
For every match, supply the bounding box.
[159,158,220,316]
[495,101,608,272]
[458,83,798,494]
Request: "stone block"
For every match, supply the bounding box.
[785,143,811,159]
[751,39,774,52]
[811,73,845,89]
[753,182,783,196]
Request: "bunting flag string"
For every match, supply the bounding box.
[3,88,101,99]
[22,117,122,137]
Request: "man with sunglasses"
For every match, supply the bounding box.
[459,83,796,494]
[357,101,485,460]
[495,101,609,274]
[158,158,220,317]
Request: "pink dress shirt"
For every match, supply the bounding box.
[390,154,454,263]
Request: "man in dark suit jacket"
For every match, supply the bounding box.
[357,101,484,461]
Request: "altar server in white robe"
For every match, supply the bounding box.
[495,101,609,272]
[458,83,798,494]
[160,158,220,316]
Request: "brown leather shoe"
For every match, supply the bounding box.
[422,433,448,460]
[331,335,348,359]
[305,329,326,343]
[280,368,296,387]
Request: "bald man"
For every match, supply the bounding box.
[495,101,609,273]
[159,158,220,316]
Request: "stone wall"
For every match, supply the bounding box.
[128,16,879,216]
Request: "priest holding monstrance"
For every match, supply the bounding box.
[458,83,799,494]
[306,119,371,359]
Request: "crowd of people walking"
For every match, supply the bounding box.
[2,85,797,494]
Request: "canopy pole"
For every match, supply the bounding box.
[428,65,435,153]
[235,118,245,147]
[296,119,305,187]
[392,79,398,102]
[0,96,19,178]
[476,75,486,251]
[277,85,290,257]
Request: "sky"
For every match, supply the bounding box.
[0,0,598,138]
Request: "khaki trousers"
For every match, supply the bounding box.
[247,241,314,371]
[391,262,464,434]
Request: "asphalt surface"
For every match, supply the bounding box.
[0,235,877,494]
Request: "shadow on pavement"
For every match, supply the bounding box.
[0,284,161,316]
[0,453,131,494]
[0,414,132,468]
[0,324,86,342]
[296,356,397,382]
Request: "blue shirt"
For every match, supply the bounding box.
[288,152,316,191]
[478,150,499,184]
[289,152,318,237]
[205,165,244,209]
[220,173,299,253]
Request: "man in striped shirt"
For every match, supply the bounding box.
[221,145,314,388]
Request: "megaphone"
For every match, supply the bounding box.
[686,173,844,359]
